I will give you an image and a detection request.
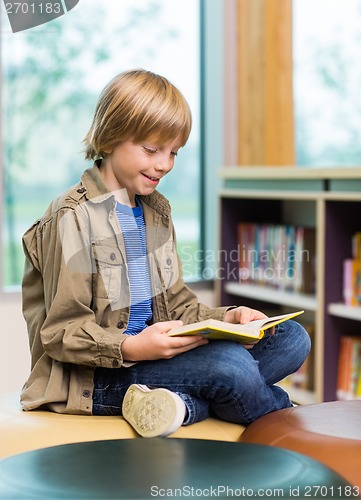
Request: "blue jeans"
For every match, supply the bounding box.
[92,320,311,425]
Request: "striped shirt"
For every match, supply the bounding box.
[115,198,153,335]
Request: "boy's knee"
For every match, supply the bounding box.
[295,321,311,351]
[287,320,312,365]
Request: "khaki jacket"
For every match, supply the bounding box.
[21,164,230,414]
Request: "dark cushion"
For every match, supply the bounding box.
[0,438,352,498]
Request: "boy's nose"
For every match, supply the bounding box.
[155,155,173,173]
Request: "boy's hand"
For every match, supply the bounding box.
[224,306,267,325]
[223,306,274,347]
[121,321,208,362]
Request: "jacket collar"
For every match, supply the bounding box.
[80,163,171,217]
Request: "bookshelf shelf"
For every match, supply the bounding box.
[219,166,361,180]
[217,167,361,403]
[328,303,361,321]
[224,282,317,311]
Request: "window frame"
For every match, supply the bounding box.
[200,0,225,280]
[0,9,6,297]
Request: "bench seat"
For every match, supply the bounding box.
[0,393,245,458]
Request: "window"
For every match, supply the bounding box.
[294,0,361,166]
[1,0,201,288]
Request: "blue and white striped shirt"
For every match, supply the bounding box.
[115,198,153,335]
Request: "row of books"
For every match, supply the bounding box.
[336,336,361,400]
[343,231,361,306]
[237,222,316,293]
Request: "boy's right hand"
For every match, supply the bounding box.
[121,321,208,362]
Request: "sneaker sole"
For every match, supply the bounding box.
[122,384,185,438]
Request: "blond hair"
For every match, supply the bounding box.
[83,69,192,160]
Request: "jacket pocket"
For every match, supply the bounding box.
[158,238,179,291]
[91,242,123,305]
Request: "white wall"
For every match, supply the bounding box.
[0,285,216,395]
[0,296,30,394]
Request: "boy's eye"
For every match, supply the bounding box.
[143,147,157,154]
[143,146,178,157]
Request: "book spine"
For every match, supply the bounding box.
[337,336,350,401]
[356,361,361,399]
[342,231,361,306]
[337,336,361,400]
[351,339,361,398]
[343,259,353,306]
[351,260,361,306]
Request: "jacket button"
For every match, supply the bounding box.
[77,187,86,194]
[83,390,91,398]
[166,258,172,265]
[117,321,124,329]
[110,252,116,261]
[112,359,120,368]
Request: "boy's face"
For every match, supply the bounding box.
[100,135,182,206]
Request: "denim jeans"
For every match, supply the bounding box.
[92,320,311,425]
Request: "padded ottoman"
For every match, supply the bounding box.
[0,393,245,458]
[240,400,361,489]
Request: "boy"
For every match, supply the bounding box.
[21,69,310,437]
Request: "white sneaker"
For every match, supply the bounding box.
[122,384,186,438]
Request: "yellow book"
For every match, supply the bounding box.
[168,310,304,345]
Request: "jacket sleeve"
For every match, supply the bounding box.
[22,205,128,369]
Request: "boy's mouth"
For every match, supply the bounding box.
[142,173,160,183]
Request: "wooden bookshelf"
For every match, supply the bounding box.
[217,167,361,404]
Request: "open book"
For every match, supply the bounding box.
[168,310,304,344]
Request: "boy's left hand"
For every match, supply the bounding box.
[224,306,267,325]
[223,306,274,348]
